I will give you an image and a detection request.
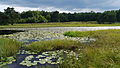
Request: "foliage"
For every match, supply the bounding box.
[4,7,20,25]
[0,12,9,25]
[1,7,120,25]
[97,11,117,24]
[20,11,48,23]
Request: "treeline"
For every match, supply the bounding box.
[0,7,120,25]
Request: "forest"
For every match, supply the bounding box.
[0,7,120,25]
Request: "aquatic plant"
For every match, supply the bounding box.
[20,50,64,67]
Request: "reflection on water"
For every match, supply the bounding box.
[0,30,25,35]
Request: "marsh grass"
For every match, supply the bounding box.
[59,46,120,68]
[25,39,82,53]
[0,38,21,62]
[1,22,120,28]
[64,31,95,37]
[60,29,120,68]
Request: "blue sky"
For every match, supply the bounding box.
[0,0,120,13]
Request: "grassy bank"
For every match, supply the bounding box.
[59,29,120,68]
[1,22,120,28]
[0,38,21,62]
[64,31,95,37]
[25,39,82,53]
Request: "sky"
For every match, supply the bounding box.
[0,0,120,13]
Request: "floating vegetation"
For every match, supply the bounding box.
[1,30,66,43]
[0,57,16,67]
[19,50,65,67]
[17,50,37,55]
[0,30,91,44]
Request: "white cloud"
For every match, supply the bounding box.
[0,4,10,12]
[72,8,104,13]
[0,4,39,12]
[0,4,104,13]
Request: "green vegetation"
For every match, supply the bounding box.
[1,22,120,28]
[25,39,81,53]
[25,30,120,67]
[0,7,20,25]
[60,29,120,68]
[0,38,21,62]
[64,31,95,37]
[1,7,120,25]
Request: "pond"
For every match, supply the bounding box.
[0,30,25,35]
[1,26,120,68]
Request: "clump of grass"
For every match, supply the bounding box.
[60,29,120,68]
[0,38,21,62]
[25,39,82,53]
[64,31,95,37]
[59,46,120,68]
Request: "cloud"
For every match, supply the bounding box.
[0,4,104,13]
[0,4,39,12]
[0,0,119,13]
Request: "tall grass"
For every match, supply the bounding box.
[1,22,120,28]
[25,39,82,53]
[64,31,95,37]
[59,46,120,68]
[60,29,120,68]
[0,38,21,61]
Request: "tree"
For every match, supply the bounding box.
[21,11,41,18]
[59,13,68,22]
[4,7,20,25]
[0,12,9,25]
[1,7,119,24]
[116,10,120,22]
[25,15,48,23]
[97,11,117,24]
[51,11,60,22]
